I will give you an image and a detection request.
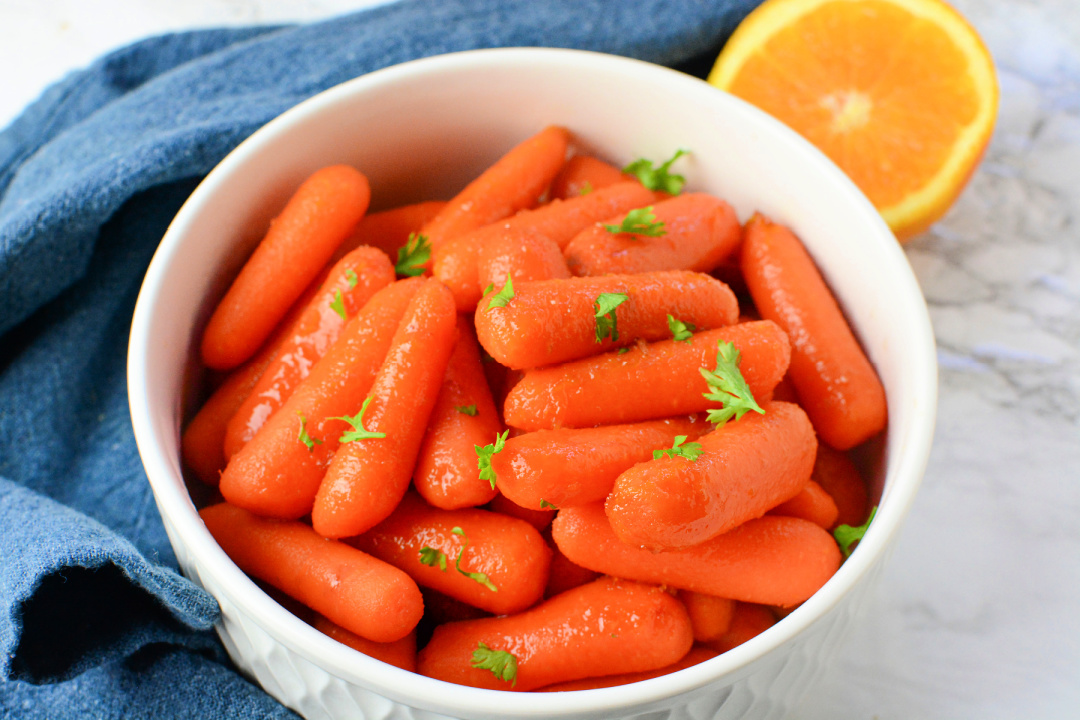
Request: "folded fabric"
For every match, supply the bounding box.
[0,0,762,716]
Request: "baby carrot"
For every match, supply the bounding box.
[413,317,503,510]
[552,502,841,607]
[475,270,739,370]
[549,155,629,200]
[218,278,422,519]
[485,493,556,532]
[331,200,446,262]
[416,577,692,691]
[741,213,887,450]
[200,503,422,643]
[563,193,741,276]
[201,165,371,369]
[811,444,870,529]
[477,229,571,291]
[704,603,777,654]
[502,321,790,431]
[420,126,571,250]
[538,647,718,691]
[313,616,417,672]
[312,278,457,539]
[434,181,653,310]
[491,416,708,511]
[223,246,395,458]
[678,591,736,642]
[767,479,840,529]
[348,492,551,615]
[606,402,817,551]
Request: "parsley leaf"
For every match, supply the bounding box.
[395,233,431,277]
[345,268,359,289]
[330,396,386,443]
[296,412,322,451]
[329,289,346,321]
[603,207,666,237]
[487,274,514,310]
[578,181,594,196]
[653,435,703,461]
[475,429,509,489]
[456,404,478,416]
[594,292,629,343]
[482,282,494,296]
[471,642,517,686]
[667,314,696,343]
[834,506,877,557]
[622,149,689,194]
[452,527,497,591]
[617,347,630,355]
[699,341,765,426]
[418,546,448,571]
[539,499,558,510]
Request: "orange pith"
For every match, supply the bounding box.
[709,0,998,240]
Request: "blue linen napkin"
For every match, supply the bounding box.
[0,0,762,716]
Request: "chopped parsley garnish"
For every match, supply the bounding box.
[395,233,431,277]
[699,341,765,426]
[296,412,322,451]
[456,404,478,416]
[452,527,497,591]
[653,435,703,461]
[667,314,696,343]
[622,149,689,194]
[418,546,448,571]
[594,292,629,343]
[471,642,517,686]
[487,274,515,310]
[834,506,878,557]
[330,396,386,442]
[329,289,346,321]
[603,206,666,237]
[475,429,509,489]
[345,268,359,289]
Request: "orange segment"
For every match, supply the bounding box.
[708,0,998,240]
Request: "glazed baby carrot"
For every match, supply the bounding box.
[552,502,841,607]
[416,577,692,691]
[549,155,629,199]
[563,193,741,277]
[490,416,708,511]
[741,213,887,449]
[223,246,395,458]
[485,493,555,532]
[348,492,551,615]
[413,317,503,510]
[475,270,739,369]
[218,278,422,519]
[331,200,446,262]
[606,402,817,551]
[811,444,870,528]
[200,502,422,643]
[704,603,777,654]
[678,591,736,642]
[419,126,571,250]
[201,165,371,369]
[502,321,790,431]
[434,181,653,310]
[476,229,571,292]
[313,616,417,672]
[312,278,457,539]
[767,479,839,529]
[538,647,718,691]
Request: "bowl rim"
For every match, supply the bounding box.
[128,46,937,718]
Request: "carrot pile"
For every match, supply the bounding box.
[182,127,884,692]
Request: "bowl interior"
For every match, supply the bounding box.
[129,48,936,718]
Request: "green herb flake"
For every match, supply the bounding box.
[456,404,478,416]
[452,527,497,592]
[622,149,689,194]
[699,341,765,426]
[418,546,448,571]
[296,412,323,451]
[395,233,431,277]
[594,292,629,343]
[578,181,593,196]
[539,499,558,510]
[330,396,387,443]
[834,506,878,557]
[652,435,703,461]
[487,274,515,310]
[345,268,359,289]
[667,314,696,343]
[603,206,666,237]
[329,289,347,321]
[471,642,517,686]
[475,429,509,489]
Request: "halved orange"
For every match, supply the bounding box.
[708,0,998,240]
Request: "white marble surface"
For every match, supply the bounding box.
[2,0,1077,718]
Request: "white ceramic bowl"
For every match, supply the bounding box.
[128,48,936,720]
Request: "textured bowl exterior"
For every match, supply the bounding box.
[129,48,936,720]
